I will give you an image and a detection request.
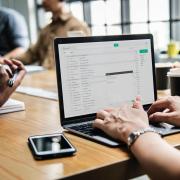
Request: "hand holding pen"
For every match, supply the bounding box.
[7,68,20,87]
[0,59,26,106]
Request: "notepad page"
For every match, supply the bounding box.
[16,86,58,100]
[0,99,25,114]
[25,65,45,73]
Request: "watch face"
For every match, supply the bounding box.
[127,136,132,146]
[127,132,138,147]
[130,132,137,139]
[127,128,157,147]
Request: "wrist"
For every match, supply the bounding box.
[127,127,161,149]
[0,90,11,106]
[119,123,149,144]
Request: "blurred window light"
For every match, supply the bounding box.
[149,22,170,50]
[149,0,169,21]
[106,0,120,25]
[70,2,84,21]
[130,0,148,22]
[91,0,106,25]
[91,26,106,36]
[107,25,122,35]
[130,24,148,34]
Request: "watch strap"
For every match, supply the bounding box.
[127,127,160,148]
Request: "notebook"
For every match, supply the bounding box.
[25,65,45,74]
[0,99,25,114]
[16,86,58,100]
[54,34,180,147]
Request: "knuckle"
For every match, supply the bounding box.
[104,117,112,124]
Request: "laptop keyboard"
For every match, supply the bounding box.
[70,122,180,139]
[70,122,114,139]
[149,122,179,135]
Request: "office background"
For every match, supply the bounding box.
[1,0,180,51]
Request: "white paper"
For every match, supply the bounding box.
[16,86,58,100]
[0,99,25,114]
[25,65,45,73]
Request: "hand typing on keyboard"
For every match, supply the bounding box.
[148,96,180,127]
[93,96,149,144]
[94,96,180,179]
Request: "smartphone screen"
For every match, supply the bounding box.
[28,134,76,159]
[32,135,71,152]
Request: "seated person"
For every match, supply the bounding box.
[18,0,90,69]
[0,7,29,60]
[0,59,26,106]
[93,96,180,179]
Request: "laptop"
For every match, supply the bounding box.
[54,34,180,147]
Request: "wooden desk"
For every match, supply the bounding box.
[1,71,180,180]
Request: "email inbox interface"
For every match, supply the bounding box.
[59,39,154,118]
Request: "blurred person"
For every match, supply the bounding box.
[0,7,29,60]
[18,0,90,69]
[93,96,180,179]
[0,58,26,106]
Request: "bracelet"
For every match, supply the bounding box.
[127,127,160,149]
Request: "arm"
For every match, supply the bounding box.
[131,132,180,179]
[17,27,47,65]
[0,59,26,106]
[4,10,29,59]
[3,47,25,59]
[93,97,180,179]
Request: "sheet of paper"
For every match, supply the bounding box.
[0,99,25,114]
[25,65,45,73]
[16,86,58,100]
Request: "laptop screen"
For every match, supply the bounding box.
[57,36,155,118]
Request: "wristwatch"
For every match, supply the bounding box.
[127,127,160,148]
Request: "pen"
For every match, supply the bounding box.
[7,69,19,87]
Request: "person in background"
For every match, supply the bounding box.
[93,96,180,179]
[0,59,26,106]
[18,0,90,69]
[0,7,29,60]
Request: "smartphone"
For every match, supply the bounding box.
[28,133,76,160]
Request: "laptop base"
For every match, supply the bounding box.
[65,127,122,147]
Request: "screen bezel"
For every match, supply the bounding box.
[28,133,76,156]
[54,34,157,125]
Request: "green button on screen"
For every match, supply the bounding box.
[139,49,148,53]
[114,43,119,48]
